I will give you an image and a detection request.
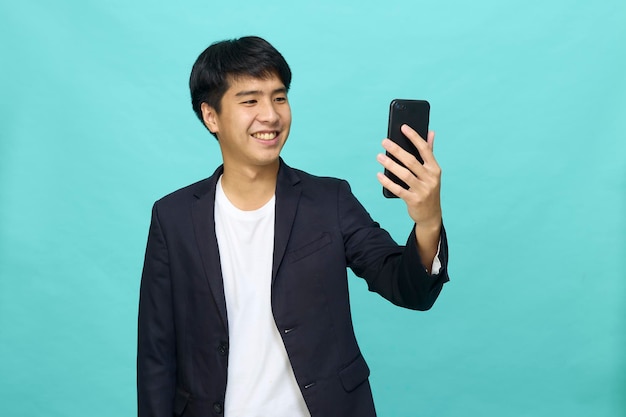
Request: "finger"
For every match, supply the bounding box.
[400,124,436,165]
[377,151,422,188]
[399,126,441,171]
[381,139,427,179]
[423,131,437,165]
[427,131,435,149]
[377,172,413,200]
[400,124,428,148]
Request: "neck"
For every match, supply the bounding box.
[220,161,279,211]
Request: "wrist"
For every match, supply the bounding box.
[414,215,442,233]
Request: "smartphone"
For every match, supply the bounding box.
[383,99,430,198]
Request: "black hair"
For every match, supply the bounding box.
[189,36,292,135]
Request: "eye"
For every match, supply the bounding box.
[274,96,287,103]
[241,99,257,105]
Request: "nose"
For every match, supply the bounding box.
[257,99,279,124]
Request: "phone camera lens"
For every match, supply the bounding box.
[394,103,406,111]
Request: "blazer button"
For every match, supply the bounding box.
[213,401,223,414]
[217,341,228,356]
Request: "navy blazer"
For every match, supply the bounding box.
[138,160,449,417]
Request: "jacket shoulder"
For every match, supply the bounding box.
[288,166,347,188]
[155,178,210,206]
[152,165,222,209]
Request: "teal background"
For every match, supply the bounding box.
[1,1,624,416]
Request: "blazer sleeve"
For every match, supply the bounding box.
[137,203,176,417]
[338,180,449,311]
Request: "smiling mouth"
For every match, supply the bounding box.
[252,131,278,140]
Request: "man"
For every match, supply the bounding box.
[138,36,449,417]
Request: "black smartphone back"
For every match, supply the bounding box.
[383,99,430,198]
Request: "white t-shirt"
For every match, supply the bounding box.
[214,177,311,417]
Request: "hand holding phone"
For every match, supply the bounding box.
[383,99,430,198]
[377,99,443,270]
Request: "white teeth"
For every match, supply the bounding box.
[252,132,277,140]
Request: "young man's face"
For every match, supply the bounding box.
[202,73,291,171]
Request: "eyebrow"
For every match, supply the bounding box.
[235,87,287,97]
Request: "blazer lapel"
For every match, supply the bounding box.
[190,160,301,326]
[191,165,229,330]
[272,160,302,283]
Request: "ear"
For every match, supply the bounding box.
[200,103,219,133]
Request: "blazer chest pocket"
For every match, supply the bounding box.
[339,353,371,392]
[286,232,332,263]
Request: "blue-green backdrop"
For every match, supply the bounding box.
[1,1,624,416]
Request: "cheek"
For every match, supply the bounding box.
[281,109,292,126]
[224,113,253,134]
